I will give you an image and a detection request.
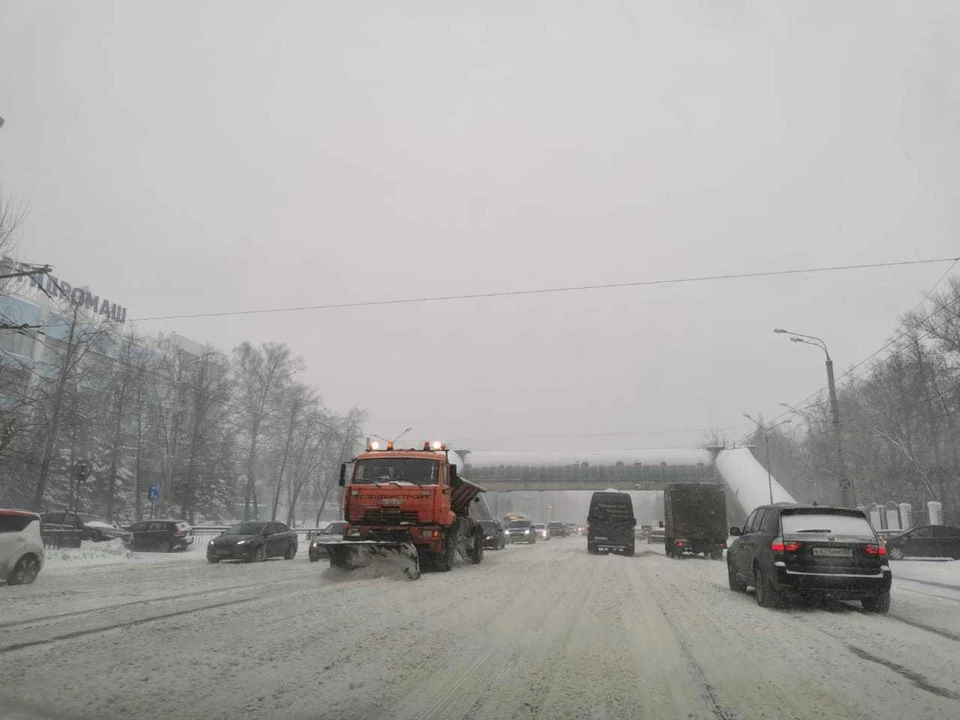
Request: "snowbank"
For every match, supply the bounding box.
[893,559,960,588]
[43,539,202,573]
[714,447,796,520]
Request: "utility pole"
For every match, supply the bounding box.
[774,328,855,507]
[743,413,792,504]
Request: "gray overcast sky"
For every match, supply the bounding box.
[2,1,959,452]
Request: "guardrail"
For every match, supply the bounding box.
[191,526,329,545]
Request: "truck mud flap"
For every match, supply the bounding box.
[325,540,420,580]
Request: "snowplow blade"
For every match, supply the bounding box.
[325,540,420,580]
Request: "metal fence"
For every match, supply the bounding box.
[191,526,329,545]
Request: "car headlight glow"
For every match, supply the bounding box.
[208,539,214,545]
[236,540,246,545]
[524,529,530,535]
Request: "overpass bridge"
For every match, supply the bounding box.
[460,447,796,521]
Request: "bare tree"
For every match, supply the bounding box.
[231,342,302,520]
[30,299,116,510]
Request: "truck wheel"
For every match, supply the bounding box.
[470,532,483,564]
[438,533,456,572]
[587,542,598,554]
[623,543,635,557]
[710,549,723,560]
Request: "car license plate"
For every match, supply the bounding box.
[813,547,852,557]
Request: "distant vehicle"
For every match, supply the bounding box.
[126,520,194,552]
[1,509,44,585]
[565,523,579,536]
[207,521,297,563]
[727,504,892,613]
[547,521,567,538]
[648,524,665,545]
[41,511,132,547]
[586,491,636,555]
[308,521,349,562]
[480,520,507,550]
[663,483,728,560]
[504,520,536,544]
[885,525,960,560]
[638,525,652,540]
[533,523,551,541]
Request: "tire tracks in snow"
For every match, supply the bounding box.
[412,567,577,720]
[640,564,737,720]
[0,576,316,654]
[0,577,304,630]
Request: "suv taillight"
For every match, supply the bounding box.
[863,543,886,556]
[172,530,182,537]
[771,537,802,552]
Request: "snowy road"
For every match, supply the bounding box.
[2,539,960,720]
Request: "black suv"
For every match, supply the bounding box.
[126,520,195,552]
[586,491,636,555]
[727,504,892,612]
[547,521,567,538]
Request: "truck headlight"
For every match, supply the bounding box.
[524,529,530,535]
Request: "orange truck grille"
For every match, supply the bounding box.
[360,509,419,524]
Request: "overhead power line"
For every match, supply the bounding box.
[128,256,958,323]
[768,257,960,430]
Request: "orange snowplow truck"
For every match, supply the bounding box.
[326,441,486,579]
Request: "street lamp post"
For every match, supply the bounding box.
[774,328,855,508]
[743,414,792,504]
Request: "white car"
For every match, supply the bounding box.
[533,523,551,541]
[1,509,45,585]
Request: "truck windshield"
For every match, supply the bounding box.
[354,458,440,486]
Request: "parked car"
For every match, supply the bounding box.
[207,521,297,563]
[587,491,636,555]
[126,520,194,552]
[308,521,349,562]
[547,521,568,538]
[885,525,960,560]
[40,511,132,548]
[648,525,665,544]
[1,509,45,585]
[504,520,536,544]
[727,504,892,613]
[480,520,507,550]
[533,523,551,541]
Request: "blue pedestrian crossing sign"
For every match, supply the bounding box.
[148,483,160,501]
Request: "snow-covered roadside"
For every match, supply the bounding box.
[891,558,960,587]
[42,539,205,574]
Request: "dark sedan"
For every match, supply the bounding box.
[547,521,568,538]
[727,505,892,613]
[480,520,507,550]
[308,521,349,562]
[885,525,960,560]
[207,521,298,563]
